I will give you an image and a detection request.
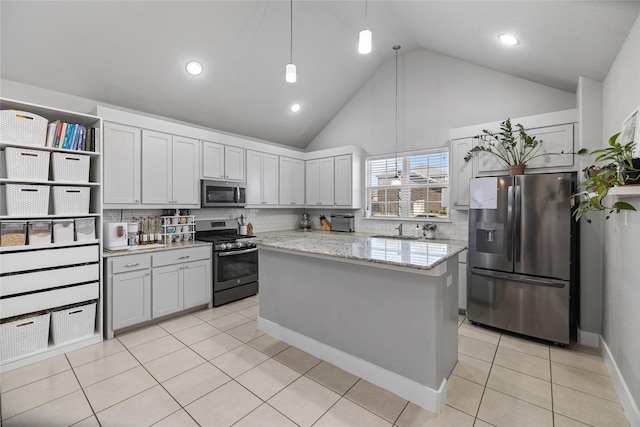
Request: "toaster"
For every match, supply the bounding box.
[330,214,355,232]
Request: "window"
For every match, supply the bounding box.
[366,149,449,219]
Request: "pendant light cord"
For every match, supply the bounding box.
[290,0,293,63]
[394,45,401,179]
[364,0,368,28]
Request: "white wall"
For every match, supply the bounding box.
[601,13,640,416]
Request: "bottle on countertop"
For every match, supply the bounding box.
[414,225,420,237]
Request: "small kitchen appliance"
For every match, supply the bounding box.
[300,213,311,231]
[330,213,355,232]
[104,222,129,250]
[201,180,246,208]
[195,219,258,306]
[127,221,139,246]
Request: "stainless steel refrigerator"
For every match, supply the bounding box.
[467,172,578,345]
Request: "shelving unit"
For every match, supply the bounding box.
[0,97,103,372]
[161,215,195,243]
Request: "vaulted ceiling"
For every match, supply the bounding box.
[1,1,638,149]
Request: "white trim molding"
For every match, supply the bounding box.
[601,337,640,427]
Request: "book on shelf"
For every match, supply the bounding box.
[62,123,75,149]
[43,120,96,152]
[46,120,59,147]
[54,122,67,148]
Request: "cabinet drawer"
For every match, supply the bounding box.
[0,244,99,274]
[111,254,151,274]
[152,246,211,267]
[1,263,99,297]
[0,282,99,320]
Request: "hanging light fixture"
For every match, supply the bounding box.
[358,0,372,54]
[392,45,401,185]
[285,0,296,83]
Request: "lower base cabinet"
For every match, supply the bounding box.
[106,245,211,338]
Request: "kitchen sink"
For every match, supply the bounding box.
[370,235,423,241]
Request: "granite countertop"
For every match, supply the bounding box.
[255,230,467,271]
[103,240,211,258]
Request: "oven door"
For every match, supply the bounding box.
[214,247,258,291]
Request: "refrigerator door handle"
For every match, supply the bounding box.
[514,185,522,262]
[507,186,514,261]
[470,267,567,288]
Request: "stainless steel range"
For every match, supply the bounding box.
[195,219,258,307]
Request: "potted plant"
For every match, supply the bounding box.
[573,132,638,222]
[422,222,437,239]
[464,118,586,176]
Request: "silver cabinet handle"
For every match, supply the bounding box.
[184,265,189,269]
[178,255,190,259]
[125,263,139,267]
[145,272,150,276]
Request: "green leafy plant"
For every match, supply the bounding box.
[464,118,587,167]
[573,132,638,223]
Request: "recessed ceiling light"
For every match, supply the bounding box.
[498,34,519,46]
[185,61,203,76]
[290,103,301,113]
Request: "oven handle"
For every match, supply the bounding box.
[217,247,258,257]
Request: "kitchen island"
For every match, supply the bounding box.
[256,230,466,412]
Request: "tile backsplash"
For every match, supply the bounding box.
[104,207,469,242]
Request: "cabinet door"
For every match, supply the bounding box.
[318,157,335,206]
[172,136,199,205]
[246,150,263,205]
[103,123,141,204]
[202,141,225,179]
[279,157,294,205]
[451,138,473,209]
[458,261,467,311]
[305,159,320,206]
[183,259,211,309]
[263,153,279,205]
[291,158,305,205]
[225,146,245,181]
[142,130,172,204]
[522,124,574,169]
[334,155,352,206]
[152,264,183,318]
[112,269,151,330]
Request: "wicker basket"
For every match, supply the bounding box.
[0,311,50,362]
[50,301,96,345]
[5,147,50,181]
[51,186,89,214]
[51,152,90,182]
[0,110,48,146]
[0,184,50,216]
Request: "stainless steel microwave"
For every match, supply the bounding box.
[201,180,246,208]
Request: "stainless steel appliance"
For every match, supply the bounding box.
[195,219,258,306]
[330,213,355,232]
[201,180,246,208]
[467,172,578,345]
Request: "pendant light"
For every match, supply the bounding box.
[358,0,372,54]
[285,0,296,83]
[392,45,401,185]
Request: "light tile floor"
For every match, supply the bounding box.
[0,295,631,426]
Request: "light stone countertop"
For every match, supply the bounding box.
[103,240,211,258]
[255,229,467,271]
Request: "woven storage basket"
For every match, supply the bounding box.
[1,184,50,216]
[5,147,50,181]
[50,301,96,345]
[52,186,90,214]
[51,152,90,182]
[0,311,50,362]
[0,110,48,146]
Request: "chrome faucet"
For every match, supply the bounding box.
[395,223,403,236]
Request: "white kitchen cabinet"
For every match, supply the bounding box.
[334,155,353,207]
[279,157,305,206]
[306,157,335,206]
[246,150,279,206]
[450,138,474,209]
[182,259,211,308]
[458,250,468,312]
[103,122,141,204]
[141,130,199,205]
[111,258,151,330]
[202,141,245,182]
[152,264,184,318]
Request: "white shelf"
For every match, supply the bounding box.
[0,141,100,157]
[0,178,100,186]
[0,213,100,220]
[609,186,640,198]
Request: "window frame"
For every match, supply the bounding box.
[365,148,450,221]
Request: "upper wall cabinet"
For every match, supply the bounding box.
[279,157,305,206]
[306,154,363,209]
[450,138,474,209]
[141,130,199,206]
[202,141,245,182]
[246,150,279,206]
[103,122,141,205]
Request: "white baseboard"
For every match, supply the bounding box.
[577,327,600,348]
[600,337,640,427]
[258,317,447,413]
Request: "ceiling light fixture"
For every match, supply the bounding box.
[358,0,372,54]
[185,61,203,76]
[392,45,401,185]
[285,0,296,83]
[290,103,301,113]
[498,34,519,46]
